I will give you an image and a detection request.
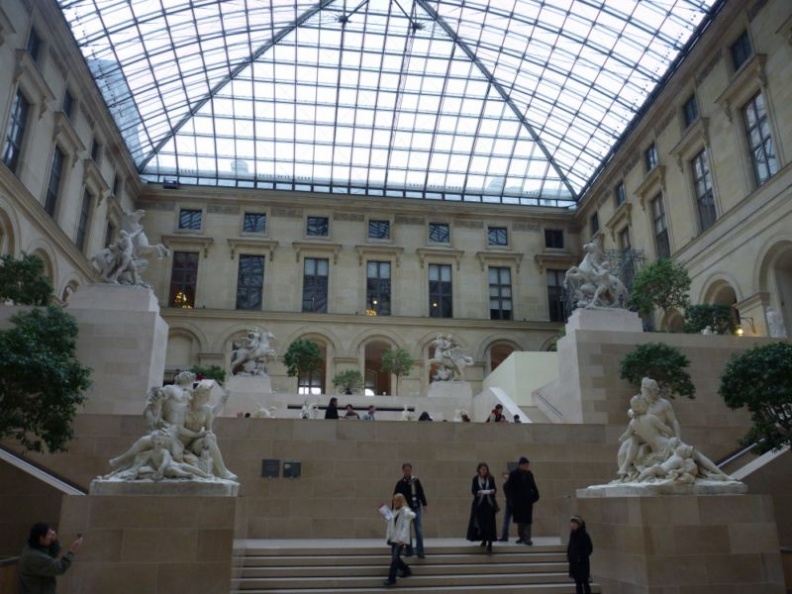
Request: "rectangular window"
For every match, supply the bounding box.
[90,138,102,163]
[366,260,391,316]
[644,143,658,172]
[546,269,566,323]
[428,222,450,243]
[368,219,390,240]
[682,94,699,128]
[178,209,202,230]
[104,221,115,249]
[651,195,671,259]
[487,226,508,247]
[27,28,42,62]
[169,251,199,308]
[590,212,599,237]
[428,263,453,318]
[614,182,626,207]
[488,266,512,321]
[544,229,564,249]
[63,90,75,119]
[44,146,65,217]
[75,188,93,251]
[302,257,328,313]
[243,212,266,233]
[730,30,752,71]
[2,90,31,174]
[691,149,717,232]
[236,255,265,310]
[112,173,121,196]
[306,216,329,237]
[618,227,631,251]
[743,92,778,186]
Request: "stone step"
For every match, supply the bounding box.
[233,585,600,594]
[237,572,572,589]
[238,543,561,556]
[240,561,567,578]
[238,550,566,567]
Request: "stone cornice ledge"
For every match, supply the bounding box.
[291,241,343,264]
[475,251,523,273]
[415,247,464,270]
[162,234,214,258]
[534,252,577,273]
[354,244,404,267]
[227,238,279,260]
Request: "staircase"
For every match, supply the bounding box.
[232,539,600,593]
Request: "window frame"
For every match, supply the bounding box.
[302,257,329,313]
[651,194,671,259]
[242,212,267,234]
[730,29,753,72]
[2,90,31,174]
[428,222,450,244]
[644,143,659,172]
[367,219,391,241]
[488,266,513,321]
[487,226,508,247]
[75,187,94,252]
[544,228,564,250]
[614,181,626,207]
[44,145,66,217]
[682,94,699,128]
[178,208,203,231]
[428,262,453,318]
[169,251,200,308]
[306,215,330,237]
[590,212,600,237]
[235,254,265,310]
[366,260,392,316]
[546,269,566,323]
[742,92,778,187]
[690,148,717,232]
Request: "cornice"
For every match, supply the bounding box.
[474,251,523,273]
[227,238,279,260]
[415,247,464,270]
[533,252,577,273]
[0,4,16,46]
[52,112,86,168]
[634,165,666,209]
[291,241,343,264]
[161,234,214,257]
[715,54,767,123]
[670,118,710,172]
[14,49,55,118]
[354,244,404,267]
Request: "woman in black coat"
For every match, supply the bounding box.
[465,462,498,554]
[567,515,593,594]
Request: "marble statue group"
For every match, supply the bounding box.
[429,334,474,381]
[102,371,237,483]
[231,328,277,375]
[564,239,628,309]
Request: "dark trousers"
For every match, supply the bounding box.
[388,544,409,582]
[517,523,532,543]
[500,504,512,540]
[574,576,592,594]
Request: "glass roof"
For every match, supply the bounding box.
[58,0,719,205]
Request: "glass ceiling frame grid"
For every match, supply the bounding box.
[57,0,720,205]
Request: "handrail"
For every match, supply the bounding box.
[716,442,758,469]
[0,444,86,495]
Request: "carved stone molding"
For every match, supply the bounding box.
[52,111,85,168]
[162,234,214,258]
[715,54,767,123]
[354,244,404,267]
[475,251,523,273]
[670,118,710,172]
[415,247,464,270]
[292,241,342,264]
[227,238,279,261]
[14,49,55,118]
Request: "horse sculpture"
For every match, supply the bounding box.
[429,334,474,381]
[564,240,629,309]
[230,328,277,375]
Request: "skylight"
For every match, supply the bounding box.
[58,0,719,205]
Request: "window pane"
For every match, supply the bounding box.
[429,223,450,243]
[307,216,329,236]
[488,266,512,320]
[169,251,199,308]
[243,212,266,233]
[303,257,329,313]
[487,226,508,246]
[236,254,264,310]
[179,209,202,230]
[368,219,390,239]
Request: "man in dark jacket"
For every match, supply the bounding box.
[505,456,540,545]
[393,462,428,558]
[19,523,83,594]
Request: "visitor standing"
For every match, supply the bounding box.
[465,462,498,555]
[567,515,593,594]
[486,403,508,423]
[505,456,540,545]
[324,397,339,419]
[383,493,415,587]
[393,462,428,558]
[498,471,512,542]
[362,405,377,420]
[18,523,83,594]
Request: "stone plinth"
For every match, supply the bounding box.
[67,284,168,415]
[565,307,644,333]
[89,478,240,497]
[572,492,785,593]
[221,374,273,417]
[58,494,237,594]
[427,380,473,399]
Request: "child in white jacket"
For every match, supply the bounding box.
[384,493,416,586]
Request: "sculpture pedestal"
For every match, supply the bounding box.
[572,491,784,593]
[89,478,240,497]
[67,284,168,415]
[427,380,472,399]
[221,374,273,417]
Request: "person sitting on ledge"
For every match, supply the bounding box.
[343,404,360,420]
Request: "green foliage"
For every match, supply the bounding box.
[683,304,736,335]
[628,258,690,318]
[719,342,792,453]
[381,347,415,396]
[282,339,323,385]
[190,364,226,384]
[0,253,53,306]
[332,369,364,394]
[619,342,695,399]
[0,306,92,452]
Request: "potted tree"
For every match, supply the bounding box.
[282,339,323,391]
[332,369,364,395]
[381,347,414,396]
[619,342,695,399]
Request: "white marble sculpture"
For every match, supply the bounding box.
[90,209,169,286]
[701,325,715,335]
[601,377,743,494]
[429,334,474,381]
[100,371,237,486]
[766,307,787,338]
[254,405,277,419]
[400,405,414,421]
[564,239,628,309]
[231,328,277,375]
[299,399,319,419]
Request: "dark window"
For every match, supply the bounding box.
[44,146,65,217]
[63,90,75,119]
[302,257,328,313]
[243,212,266,233]
[487,226,508,246]
[547,269,566,323]
[428,222,450,243]
[169,251,199,308]
[366,261,391,316]
[544,229,564,249]
[618,227,631,251]
[306,216,329,236]
[651,195,670,259]
[178,209,202,230]
[743,92,778,186]
[730,30,753,71]
[682,94,698,128]
[112,174,121,196]
[298,366,324,395]
[236,255,265,310]
[428,263,452,318]
[75,188,93,252]
[368,219,390,240]
[90,138,102,163]
[614,182,626,207]
[27,28,42,62]
[104,221,115,248]
[590,212,599,237]
[691,149,717,232]
[644,143,658,172]
[2,90,31,174]
[489,266,512,321]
